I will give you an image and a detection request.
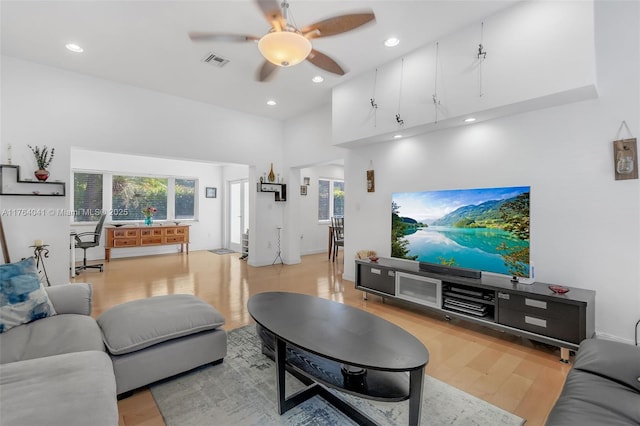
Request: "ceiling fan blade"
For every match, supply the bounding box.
[257,60,279,82]
[302,12,375,39]
[189,32,259,42]
[256,0,285,31]
[306,49,345,76]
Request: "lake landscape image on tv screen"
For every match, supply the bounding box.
[391,186,530,277]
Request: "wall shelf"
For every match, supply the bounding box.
[0,165,66,196]
[257,182,286,202]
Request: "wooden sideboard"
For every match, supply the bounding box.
[105,225,190,261]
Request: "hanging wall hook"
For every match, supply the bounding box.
[395,114,404,125]
[477,43,487,59]
[370,98,378,109]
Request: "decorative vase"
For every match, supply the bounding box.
[34,169,49,181]
[268,163,275,182]
[144,216,153,226]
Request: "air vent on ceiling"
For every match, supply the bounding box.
[201,52,230,67]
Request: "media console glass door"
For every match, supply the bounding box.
[395,272,442,309]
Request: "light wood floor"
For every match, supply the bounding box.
[73,250,570,426]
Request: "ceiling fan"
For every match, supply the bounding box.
[189,0,375,82]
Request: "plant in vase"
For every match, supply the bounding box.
[142,206,157,226]
[28,145,55,181]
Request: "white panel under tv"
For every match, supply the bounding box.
[395,272,442,309]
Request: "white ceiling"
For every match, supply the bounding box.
[1,0,518,121]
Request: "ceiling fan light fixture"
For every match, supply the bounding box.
[258,31,312,67]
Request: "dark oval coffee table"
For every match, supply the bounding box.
[247,292,429,426]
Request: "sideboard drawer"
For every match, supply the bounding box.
[499,307,580,344]
[114,229,138,238]
[141,237,163,245]
[113,238,137,247]
[166,236,185,243]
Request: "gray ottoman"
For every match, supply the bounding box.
[97,294,227,396]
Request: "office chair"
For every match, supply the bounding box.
[74,213,106,274]
[331,216,344,262]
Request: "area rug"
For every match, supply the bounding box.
[150,326,525,426]
[209,248,236,255]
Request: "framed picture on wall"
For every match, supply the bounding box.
[205,187,217,198]
[300,185,307,196]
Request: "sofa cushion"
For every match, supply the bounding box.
[573,338,640,393]
[547,367,640,425]
[97,294,225,355]
[0,314,104,364]
[0,257,56,333]
[0,350,118,426]
[45,282,92,316]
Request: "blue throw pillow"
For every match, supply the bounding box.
[0,257,56,333]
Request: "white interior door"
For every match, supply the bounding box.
[229,180,249,252]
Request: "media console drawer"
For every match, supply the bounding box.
[497,293,578,320]
[498,307,581,344]
[358,264,395,295]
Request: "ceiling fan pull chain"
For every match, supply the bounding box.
[433,42,441,124]
[396,58,405,127]
[281,1,289,25]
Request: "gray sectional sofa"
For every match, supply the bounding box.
[547,338,640,425]
[0,283,118,426]
[0,283,228,426]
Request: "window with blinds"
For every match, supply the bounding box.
[318,178,344,221]
[112,176,168,220]
[73,172,103,222]
[175,178,196,219]
[72,172,197,222]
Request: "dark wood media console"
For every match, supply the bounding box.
[355,258,595,362]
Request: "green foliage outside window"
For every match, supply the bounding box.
[74,173,103,222]
[112,176,168,220]
[175,179,195,219]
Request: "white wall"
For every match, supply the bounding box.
[282,103,348,263]
[0,57,285,281]
[340,0,639,342]
[333,0,597,145]
[298,165,345,255]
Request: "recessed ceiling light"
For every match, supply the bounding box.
[393,134,403,139]
[464,117,477,123]
[266,100,277,106]
[384,37,400,48]
[312,76,324,83]
[65,43,84,53]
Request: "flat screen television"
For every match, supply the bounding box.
[391,186,530,279]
